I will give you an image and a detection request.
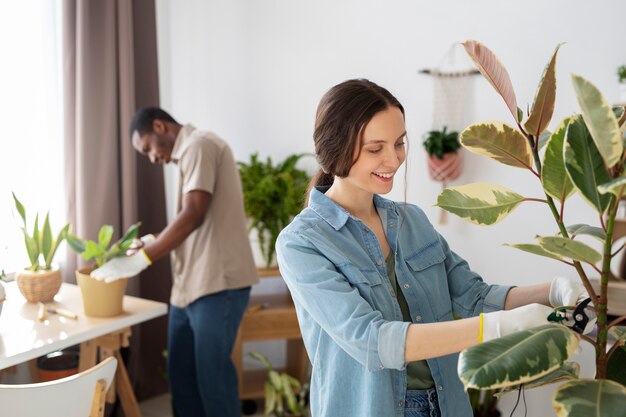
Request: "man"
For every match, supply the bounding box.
[92,107,259,417]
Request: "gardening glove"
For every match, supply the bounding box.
[126,234,156,255]
[90,249,152,283]
[549,275,590,308]
[481,303,554,343]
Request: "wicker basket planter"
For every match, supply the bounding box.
[16,268,63,303]
[76,267,128,317]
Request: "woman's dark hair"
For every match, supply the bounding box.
[129,107,179,140]
[307,79,405,200]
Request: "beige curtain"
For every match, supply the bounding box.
[63,0,171,402]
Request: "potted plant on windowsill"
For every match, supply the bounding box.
[435,40,626,416]
[238,153,310,270]
[66,222,140,317]
[423,126,462,183]
[12,193,70,303]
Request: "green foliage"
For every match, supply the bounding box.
[618,65,626,84]
[66,223,141,267]
[12,193,70,271]
[249,352,308,417]
[437,40,626,416]
[238,153,310,268]
[422,126,461,159]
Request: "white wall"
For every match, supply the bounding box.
[155,1,626,414]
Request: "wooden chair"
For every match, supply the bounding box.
[0,356,117,417]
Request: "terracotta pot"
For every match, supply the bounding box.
[16,267,62,303]
[427,152,462,182]
[76,267,128,317]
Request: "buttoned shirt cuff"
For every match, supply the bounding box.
[375,321,411,371]
[483,284,514,313]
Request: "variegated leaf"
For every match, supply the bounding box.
[460,122,533,169]
[564,115,611,213]
[572,74,623,168]
[565,224,606,241]
[537,236,602,265]
[609,326,626,343]
[436,183,526,225]
[542,117,575,202]
[538,130,552,150]
[462,40,519,123]
[459,325,579,390]
[553,379,626,417]
[504,243,563,261]
[598,176,626,197]
[607,344,626,388]
[525,44,562,137]
[495,362,580,397]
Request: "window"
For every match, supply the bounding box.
[0,1,64,273]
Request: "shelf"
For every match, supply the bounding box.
[257,267,281,278]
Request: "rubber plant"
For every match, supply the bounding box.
[238,153,310,268]
[435,40,626,416]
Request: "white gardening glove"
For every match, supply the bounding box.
[482,303,554,342]
[91,249,152,283]
[126,234,156,255]
[549,275,589,307]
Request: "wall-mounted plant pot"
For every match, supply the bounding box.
[427,152,462,182]
[76,267,128,317]
[590,278,626,315]
[16,267,63,303]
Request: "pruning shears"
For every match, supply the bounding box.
[548,297,596,334]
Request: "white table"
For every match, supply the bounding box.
[0,281,168,416]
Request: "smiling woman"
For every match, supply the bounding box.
[0,0,64,274]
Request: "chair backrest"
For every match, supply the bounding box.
[0,356,117,417]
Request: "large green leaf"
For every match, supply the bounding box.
[565,224,606,241]
[459,325,579,390]
[504,243,563,261]
[564,115,611,213]
[462,40,519,123]
[66,233,86,254]
[460,122,533,169]
[598,176,626,197]
[607,345,626,388]
[542,117,575,202]
[494,362,580,398]
[525,44,561,137]
[537,236,602,265]
[41,213,52,263]
[553,379,626,417]
[12,192,26,225]
[98,225,114,250]
[45,223,70,267]
[572,74,623,168]
[435,183,526,225]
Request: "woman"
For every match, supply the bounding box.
[276,79,588,417]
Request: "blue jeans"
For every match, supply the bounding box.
[404,388,441,417]
[168,287,251,417]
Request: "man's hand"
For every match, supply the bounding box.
[91,250,152,283]
[482,303,553,342]
[549,276,589,307]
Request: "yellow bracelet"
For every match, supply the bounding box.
[478,313,484,343]
[140,249,153,265]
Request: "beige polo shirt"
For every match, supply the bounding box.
[169,124,258,307]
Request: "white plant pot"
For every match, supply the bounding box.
[248,227,277,269]
[620,83,626,104]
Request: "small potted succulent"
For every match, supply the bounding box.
[618,64,626,103]
[12,193,70,303]
[422,126,462,182]
[66,222,140,317]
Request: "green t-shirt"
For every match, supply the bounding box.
[386,255,435,389]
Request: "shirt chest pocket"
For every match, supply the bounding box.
[336,263,382,290]
[404,242,446,272]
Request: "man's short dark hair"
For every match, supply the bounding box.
[129,107,178,140]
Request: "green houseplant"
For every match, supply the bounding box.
[12,192,70,302]
[249,352,308,417]
[435,40,626,416]
[66,222,141,317]
[238,153,310,269]
[423,127,462,183]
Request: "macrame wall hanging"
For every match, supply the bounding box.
[420,44,480,224]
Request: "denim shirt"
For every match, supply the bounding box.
[276,188,512,417]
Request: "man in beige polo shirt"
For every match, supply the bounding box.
[92,107,259,417]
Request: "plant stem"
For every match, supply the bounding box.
[608,314,626,328]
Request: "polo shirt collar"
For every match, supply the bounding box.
[170,123,196,163]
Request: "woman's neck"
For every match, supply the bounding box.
[325,180,377,220]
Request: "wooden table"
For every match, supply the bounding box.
[0,281,168,416]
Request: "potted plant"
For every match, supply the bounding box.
[618,65,626,103]
[435,40,626,416]
[12,193,70,303]
[423,126,462,182]
[249,352,309,417]
[66,222,140,317]
[238,153,310,269]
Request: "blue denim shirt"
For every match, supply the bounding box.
[276,187,512,417]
